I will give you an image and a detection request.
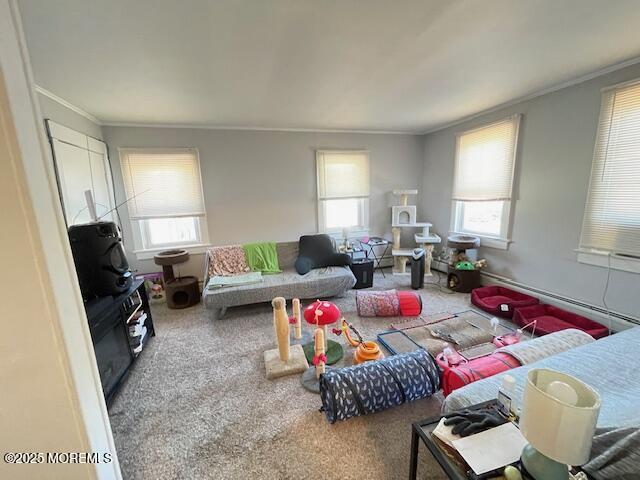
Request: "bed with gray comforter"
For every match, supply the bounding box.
[443,327,640,479]
[443,326,640,428]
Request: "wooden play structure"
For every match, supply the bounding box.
[292,298,302,340]
[263,297,308,379]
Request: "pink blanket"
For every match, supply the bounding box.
[207,245,250,277]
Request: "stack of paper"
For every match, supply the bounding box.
[451,423,528,475]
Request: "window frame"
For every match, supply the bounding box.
[577,78,640,273]
[119,147,210,259]
[449,115,520,250]
[316,149,370,237]
[138,216,206,250]
[451,200,512,249]
[318,197,370,236]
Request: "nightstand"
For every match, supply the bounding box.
[409,401,496,480]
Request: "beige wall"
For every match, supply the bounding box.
[0,72,95,479]
[421,62,640,319]
[1,1,121,476]
[103,126,425,279]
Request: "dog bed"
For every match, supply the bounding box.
[471,286,539,318]
[513,304,609,339]
[319,349,440,423]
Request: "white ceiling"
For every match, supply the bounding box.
[18,0,640,133]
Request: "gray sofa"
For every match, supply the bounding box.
[202,241,356,318]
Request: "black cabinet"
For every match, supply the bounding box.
[85,278,155,406]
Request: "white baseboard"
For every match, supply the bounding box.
[480,271,638,332]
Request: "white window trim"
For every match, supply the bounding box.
[577,78,640,266]
[576,249,640,274]
[317,197,370,236]
[316,149,370,235]
[119,147,210,259]
[450,200,513,250]
[449,115,521,250]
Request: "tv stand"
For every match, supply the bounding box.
[84,278,155,406]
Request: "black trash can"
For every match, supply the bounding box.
[350,259,374,289]
[411,248,425,290]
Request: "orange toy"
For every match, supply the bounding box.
[353,341,383,364]
[336,318,384,364]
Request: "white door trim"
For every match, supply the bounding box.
[1,1,121,478]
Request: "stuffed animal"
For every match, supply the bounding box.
[474,259,488,269]
[450,250,469,265]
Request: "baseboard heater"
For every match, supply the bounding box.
[481,271,638,331]
[430,261,638,330]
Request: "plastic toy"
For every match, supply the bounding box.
[454,260,475,270]
[302,300,343,365]
[334,318,383,364]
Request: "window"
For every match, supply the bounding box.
[316,150,369,235]
[119,148,209,254]
[450,115,520,249]
[579,80,640,270]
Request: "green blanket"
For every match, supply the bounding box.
[242,242,281,274]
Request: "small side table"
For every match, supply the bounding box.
[358,238,391,277]
[409,401,496,480]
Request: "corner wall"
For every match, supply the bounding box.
[421,62,640,319]
[103,127,425,279]
[37,92,103,139]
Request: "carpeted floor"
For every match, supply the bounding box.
[109,270,472,479]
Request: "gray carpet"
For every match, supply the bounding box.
[110,271,472,479]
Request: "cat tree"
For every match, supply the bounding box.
[391,189,441,276]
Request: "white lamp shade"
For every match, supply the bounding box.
[520,369,601,466]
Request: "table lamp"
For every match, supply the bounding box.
[519,369,601,480]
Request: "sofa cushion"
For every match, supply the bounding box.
[295,234,351,274]
[203,266,356,311]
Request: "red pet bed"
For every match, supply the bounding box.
[471,286,539,319]
[513,304,609,339]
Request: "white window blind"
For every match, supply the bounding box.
[452,115,520,201]
[317,150,370,199]
[119,149,206,220]
[580,80,640,257]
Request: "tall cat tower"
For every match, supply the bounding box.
[391,189,441,276]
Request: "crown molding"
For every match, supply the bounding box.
[34,84,103,125]
[100,121,416,135]
[36,54,640,137]
[422,55,640,135]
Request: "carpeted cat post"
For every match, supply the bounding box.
[264,297,308,379]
